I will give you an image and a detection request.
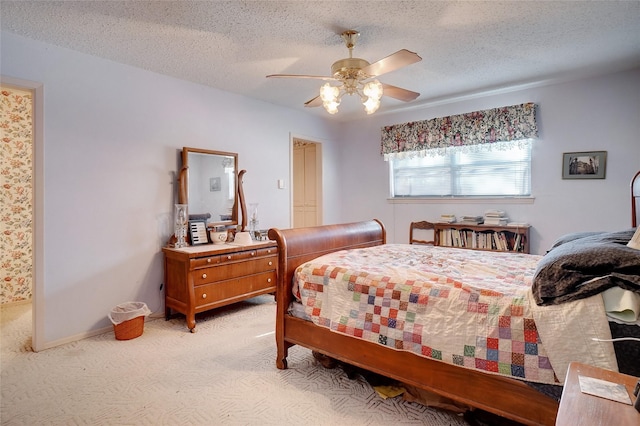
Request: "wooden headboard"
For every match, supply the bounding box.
[268,219,386,312]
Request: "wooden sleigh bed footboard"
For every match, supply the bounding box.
[267,220,559,426]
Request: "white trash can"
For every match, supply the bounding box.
[108,302,151,340]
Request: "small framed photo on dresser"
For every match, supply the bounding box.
[562,151,606,179]
[188,220,209,245]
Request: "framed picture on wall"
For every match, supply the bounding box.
[210,177,221,191]
[562,151,607,179]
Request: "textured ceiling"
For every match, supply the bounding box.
[2,1,639,121]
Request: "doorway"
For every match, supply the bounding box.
[292,138,322,228]
[1,77,43,351]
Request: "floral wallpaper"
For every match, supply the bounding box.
[381,102,538,160]
[1,86,33,304]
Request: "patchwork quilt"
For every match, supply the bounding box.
[294,244,614,385]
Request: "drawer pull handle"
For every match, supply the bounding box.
[202,293,207,299]
[227,255,232,260]
[202,273,207,279]
[207,258,211,263]
[251,251,255,256]
[268,261,273,266]
[267,249,272,253]
[267,278,272,283]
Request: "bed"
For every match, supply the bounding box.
[267,174,640,426]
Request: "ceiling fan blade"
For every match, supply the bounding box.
[266,74,336,81]
[304,96,323,108]
[362,49,422,77]
[381,83,420,102]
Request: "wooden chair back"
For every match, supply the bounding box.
[632,170,640,228]
[409,221,435,245]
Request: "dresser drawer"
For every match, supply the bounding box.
[257,247,277,257]
[190,247,278,269]
[195,271,276,308]
[191,255,222,268]
[193,256,276,285]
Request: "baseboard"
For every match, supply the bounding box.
[39,325,113,351]
[149,310,165,319]
[37,316,162,351]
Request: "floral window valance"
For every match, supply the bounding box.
[381,102,537,160]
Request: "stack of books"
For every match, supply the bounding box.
[484,210,508,225]
[439,213,456,223]
[459,215,484,224]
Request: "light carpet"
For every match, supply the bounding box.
[1,296,469,425]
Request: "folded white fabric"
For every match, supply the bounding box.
[602,286,640,324]
[627,227,640,250]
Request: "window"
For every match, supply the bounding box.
[390,140,532,197]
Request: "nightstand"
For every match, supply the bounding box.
[556,362,639,426]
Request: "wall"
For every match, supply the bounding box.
[0,85,33,304]
[339,68,640,254]
[3,29,638,348]
[1,32,342,349]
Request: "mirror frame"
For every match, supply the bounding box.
[179,147,241,229]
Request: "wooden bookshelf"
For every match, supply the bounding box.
[434,223,530,254]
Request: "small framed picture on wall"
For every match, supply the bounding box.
[209,177,221,192]
[562,151,607,179]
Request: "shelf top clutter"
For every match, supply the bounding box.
[435,222,530,228]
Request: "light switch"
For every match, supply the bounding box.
[277,179,285,189]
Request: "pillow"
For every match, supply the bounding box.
[532,229,640,306]
[547,231,606,251]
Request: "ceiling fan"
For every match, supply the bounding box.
[266,30,422,115]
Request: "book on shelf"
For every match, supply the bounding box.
[439,214,456,223]
[507,222,530,227]
[484,210,506,218]
[459,215,484,224]
[514,234,522,251]
[483,209,508,226]
[493,233,501,250]
[484,218,509,225]
[499,232,509,250]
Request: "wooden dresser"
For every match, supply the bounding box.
[162,241,277,331]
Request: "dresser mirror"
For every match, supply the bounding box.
[179,147,239,228]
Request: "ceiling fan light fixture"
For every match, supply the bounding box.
[363,79,383,100]
[320,83,340,103]
[363,97,381,114]
[323,100,340,114]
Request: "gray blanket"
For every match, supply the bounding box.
[532,229,640,305]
